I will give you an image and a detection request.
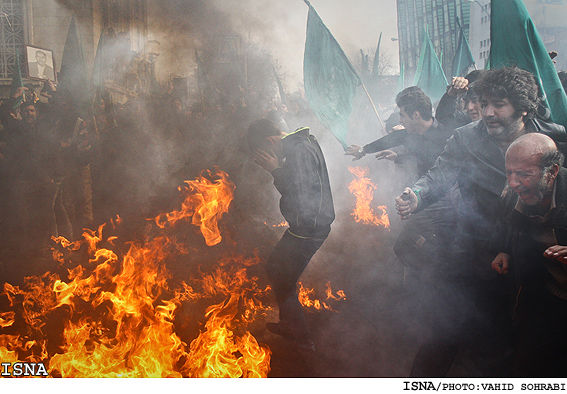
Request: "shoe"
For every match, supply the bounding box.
[266,322,295,340]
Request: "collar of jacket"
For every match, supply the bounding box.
[282,126,309,140]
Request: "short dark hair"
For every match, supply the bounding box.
[472,67,540,119]
[395,86,432,121]
[19,100,37,111]
[465,69,484,84]
[246,119,282,151]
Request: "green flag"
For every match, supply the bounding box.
[10,49,24,109]
[413,25,448,102]
[303,0,361,149]
[371,32,382,80]
[396,62,405,95]
[59,17,90,115]
[92,30,110,90]
[451,18,476,78]
[490,0,567,128]
[273,66,287,106]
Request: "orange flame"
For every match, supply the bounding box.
[298,282,346,312]
[154,168,235,246]
[347,166,390,228]
[0,169,273,378]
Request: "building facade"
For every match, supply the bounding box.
[396,0,472,83]
[468,0,491,70]
[524,0,567,72]
[0,0,149,101]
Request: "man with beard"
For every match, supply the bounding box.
[247,119,334,355]
[394,66,566,377]
[492,133,567,377]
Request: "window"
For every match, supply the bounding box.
[0,0,25,80]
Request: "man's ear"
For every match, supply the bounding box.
[549,163,560,181]
[412,111,421,120]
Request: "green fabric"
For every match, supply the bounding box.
[371,32,382,79]
[59,17,90,116]
[451,18,475,78]
[396,61,405,95]
[413,25,448,102]
[303,0,361,150]
[10,48,23,109]
[273,66,287,106]
[490,0,567,128]
[91,30,109,92]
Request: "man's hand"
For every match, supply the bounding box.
[345,144,365,161]
[253,149,280,173]
[447,77,469,97]
[375,149,398,161]
[11,86,28,99]
[394,187,418,220]
[544,245,567,264]
[491,252,511,274]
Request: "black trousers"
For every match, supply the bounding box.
[514,282,567,377]
[266,229,326,342]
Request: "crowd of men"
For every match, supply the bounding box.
[346,66,567,377]
[244,64,567,376]
[2,51,567,377]
[0,78,311,267]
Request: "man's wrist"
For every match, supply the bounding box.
[412,188,422,206]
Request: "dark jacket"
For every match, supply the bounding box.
[413,118,567,246]
[0,99,65,183]
[361,119,453,178]
[435,92,471,131]
[495,168,567,296]
[271,127,335,239]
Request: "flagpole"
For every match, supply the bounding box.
[361,82,386,133]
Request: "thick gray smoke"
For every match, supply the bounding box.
[38,0,475,378]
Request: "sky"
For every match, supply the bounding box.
[210,0,400,90]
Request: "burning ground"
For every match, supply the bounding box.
[0,150,418,377]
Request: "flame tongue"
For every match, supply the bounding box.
[0,168,272,378]
[154,168,235,246]
[348,166,390,228]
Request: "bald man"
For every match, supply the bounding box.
[492,132,567,377]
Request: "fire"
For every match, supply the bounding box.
[0,168,273,378]
[347,166,390,228]
[298,282,346,312]
[154,168,235,246]
[263,221,288,228]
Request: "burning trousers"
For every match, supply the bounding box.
[266,229,326,343]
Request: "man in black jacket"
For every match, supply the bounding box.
[492,132,567,377]
[347,87,457,296]
[0,87,72,254]
[345,87,453,180]
[435,70,483,130]
[247,119,335,354]
[395,67,566,377]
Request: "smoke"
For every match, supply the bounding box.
[5,0,493,378]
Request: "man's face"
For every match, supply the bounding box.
[465,98,482,122]
[35,52,46,66]
[21,105,37,126]
[506,150,554,206]
[481,95,526,138]
[399,107,418,134]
